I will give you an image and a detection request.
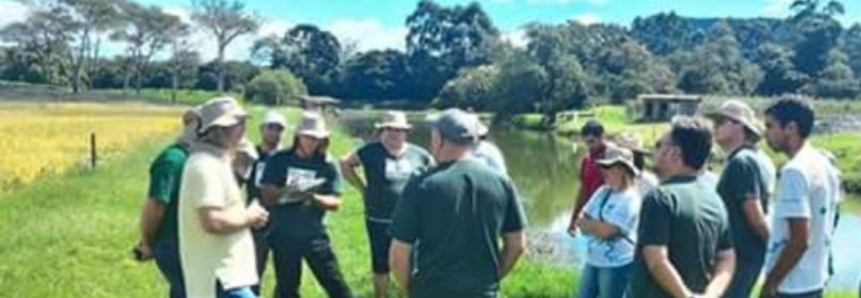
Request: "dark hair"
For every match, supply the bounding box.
[765,95,815,139]
[632,151,646,171]
[581,120,605,136]
[670,117,713,170]
[291,135,330,160]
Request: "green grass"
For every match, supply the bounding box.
[97,88,238,105]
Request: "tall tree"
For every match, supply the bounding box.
[405,0,500,102]
[790,0,845,77]
[111,1,184,93]
[254,24,342,95]
[165,21,197,103]
[191,0,260,93]
[0,6,75,85]
[336,49,410,101]
[60,0,120,93]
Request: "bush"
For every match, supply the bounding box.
[245,70,308,106]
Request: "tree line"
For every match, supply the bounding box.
[1,0,860,122]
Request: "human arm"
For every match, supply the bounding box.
[339,150,366,197]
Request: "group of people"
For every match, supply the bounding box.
[135,97,523,298]
[567,96,844,298]
[133,94,849,298]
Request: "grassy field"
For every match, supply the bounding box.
[0,102,184,191]
[0,102,855,297]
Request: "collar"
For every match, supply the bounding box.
[662,175,699,185]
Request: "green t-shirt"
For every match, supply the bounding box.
[629,175,733,298]
[147,143,189,243]
[260,148,342,239]
[356,142,433,221]
[389,159,527,296]
[717,145,769,262]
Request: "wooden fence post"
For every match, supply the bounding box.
[90,131,97,169]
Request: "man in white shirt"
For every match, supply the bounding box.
[761,95,841,298]
[179,97,269,298]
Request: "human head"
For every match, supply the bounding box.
[196,97,248,150]
[597,145,639,190]
[375,111,412,149]
[429,108,481,161]
[293,112,330,158]
[616,132,649,172]
[707,100,763,149]
[764,95,815,154]
[233,138,258,179]
[580,120,605,151]
[653,117,713,177]
[260,110,287,147]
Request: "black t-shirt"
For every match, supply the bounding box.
[356,142,432,220]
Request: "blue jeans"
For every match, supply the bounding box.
[575,264,632,298]
[217,280,257,298]
[153,240,186,298]
[723,259,763,298]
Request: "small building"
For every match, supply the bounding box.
[299,95,340,113]
[638,94,703,122]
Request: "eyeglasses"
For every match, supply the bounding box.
[383,128,409,133]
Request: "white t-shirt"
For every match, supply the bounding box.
[471,141,508,177]
[179,152,258,298]
[765,145,840,294]
[637,171,660,197]
[582,185,642,268]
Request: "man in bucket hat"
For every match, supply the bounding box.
[135,107,199,298]
[389,108,526,298]
[470,117,509,177]
[706,99,777,298]
[340,111,433,298]
[178,97,269,298]
[260,112,354,298]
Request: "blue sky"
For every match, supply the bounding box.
[1,0,860,60]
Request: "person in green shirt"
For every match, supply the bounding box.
[628,117,736,298]
[389,108,527,298]
[135,108,198,298]
[706,100,774,298]
[340,111,433,298]
[260,112,354,298]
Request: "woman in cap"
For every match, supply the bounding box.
[259,112,353,298]
[575,145,643,298]
[340,111,433,298]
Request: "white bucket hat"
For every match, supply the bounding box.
[295,112,330,139]
[596,144,640,176]
[196,97,248,133]
[375,111,412,130]
[262,110,287,128]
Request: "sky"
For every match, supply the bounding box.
[1,0,860,61]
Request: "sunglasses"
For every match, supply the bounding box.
[265,123,285,131]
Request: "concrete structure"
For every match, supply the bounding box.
[638,94,703,121]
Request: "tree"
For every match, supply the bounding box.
[405,0,500,102]
[840,24,861,77]
[254,24,342,95]
[336,49,410,101]
[111,1,184,93]
[192,0,260,92]
[246,69,307,105]
[1,6,76,86]
[491,52,547,122]
[802,50,859,98]
[434,65,498,110]
[60,0,120,93]
[790,0,845,77]
[754,43,807,95]
[165,20,196,103]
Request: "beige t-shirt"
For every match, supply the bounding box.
[179,152,257,298]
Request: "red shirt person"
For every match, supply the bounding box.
[568,120,608,236]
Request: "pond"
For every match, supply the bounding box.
[337,110,861,290]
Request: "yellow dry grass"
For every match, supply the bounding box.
[0,102,184,190]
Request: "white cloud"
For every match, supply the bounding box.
[325,19,407,52]
[762,0,794,17]
[572,13,602,25]
[503,29,528,48]
[0,0,30,28]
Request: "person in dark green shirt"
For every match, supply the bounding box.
[389,108,527,298]
[629,117,736,298]
[136,108,197,298]
[260,112,353,298]
[340,111,433,298]
[707,100,774,298]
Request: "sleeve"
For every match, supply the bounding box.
[501,181,527,233]
[260,153,286,186]
[389,178,422,243]
[717,213,734,251]
[355,144,370,166]
[319,158,343,196]
[603,192,642,235]
[775,168,811,219]
[147,152,180,204]
[724,157,762,203]
[638,190,672,246]
[182,159,224,208]
[582,186,606,218]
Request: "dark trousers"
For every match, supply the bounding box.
[269,233,353,298]
[723,259,763,298]
[252,227,271,296]
[153,240,186,298]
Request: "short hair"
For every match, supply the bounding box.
[765,94,815,139]
[669,117,713,170]
[581,120,605,136]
